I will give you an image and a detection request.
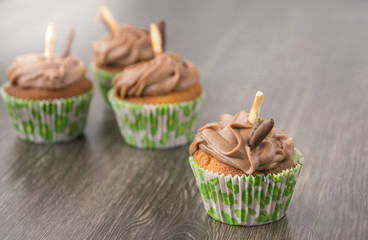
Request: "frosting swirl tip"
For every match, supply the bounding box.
[93,25,154,68]
[7,54,86,90]
[112,52,199,99]
[190,110,294,175]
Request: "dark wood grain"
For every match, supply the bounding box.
[0,0,367,239]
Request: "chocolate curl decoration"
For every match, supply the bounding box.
[150,23,162,54]
[157,20,166,51]
[44,23,55,58]
[249,118,274,148]
[60,28,75,58]
[248,91,264,127]
[96,6,118,36]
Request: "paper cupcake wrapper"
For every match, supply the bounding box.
[90,62,118,106]
[108,89,204,149]
[0,86,93,144]
[189,148,303,226]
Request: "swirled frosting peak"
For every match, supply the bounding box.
[7,54,86,90]
[93,25,154,68]
[113,52,199,98]
[189,111,294,175]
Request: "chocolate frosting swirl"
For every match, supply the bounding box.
[93,25,154,68]
[189,111,294,175]
[7,54,86,90]
[113,52,199,98]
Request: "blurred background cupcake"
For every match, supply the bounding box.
[188,92,303,226]
[108,23,204,149]
[0,24,93,144]
[91,6,165,106]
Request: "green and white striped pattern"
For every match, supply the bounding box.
[189,148,303,226]
[90,62,118,106]
[108,89,204,149]
[1,86,93,144]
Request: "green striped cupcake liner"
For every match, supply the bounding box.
[0,85,93,144]
[108,89,204,149]
[189,148,303,226]
[90,62,118,106]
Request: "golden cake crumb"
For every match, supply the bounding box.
[193,149,295,177]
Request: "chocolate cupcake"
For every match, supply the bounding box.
[188,92,303,225]
[1,24,93,143]
[91,6,163,105]
[108,23,204,149]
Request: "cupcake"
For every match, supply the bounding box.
[1,24,93,143]
[91,6,164,105]
[108,23,204,149]
[188,91,303,225]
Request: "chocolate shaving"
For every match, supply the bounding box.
[249,118,274,148]
[158,20,166,51]
[60,28,75,58]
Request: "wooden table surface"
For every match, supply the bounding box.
[0,0,367,239]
